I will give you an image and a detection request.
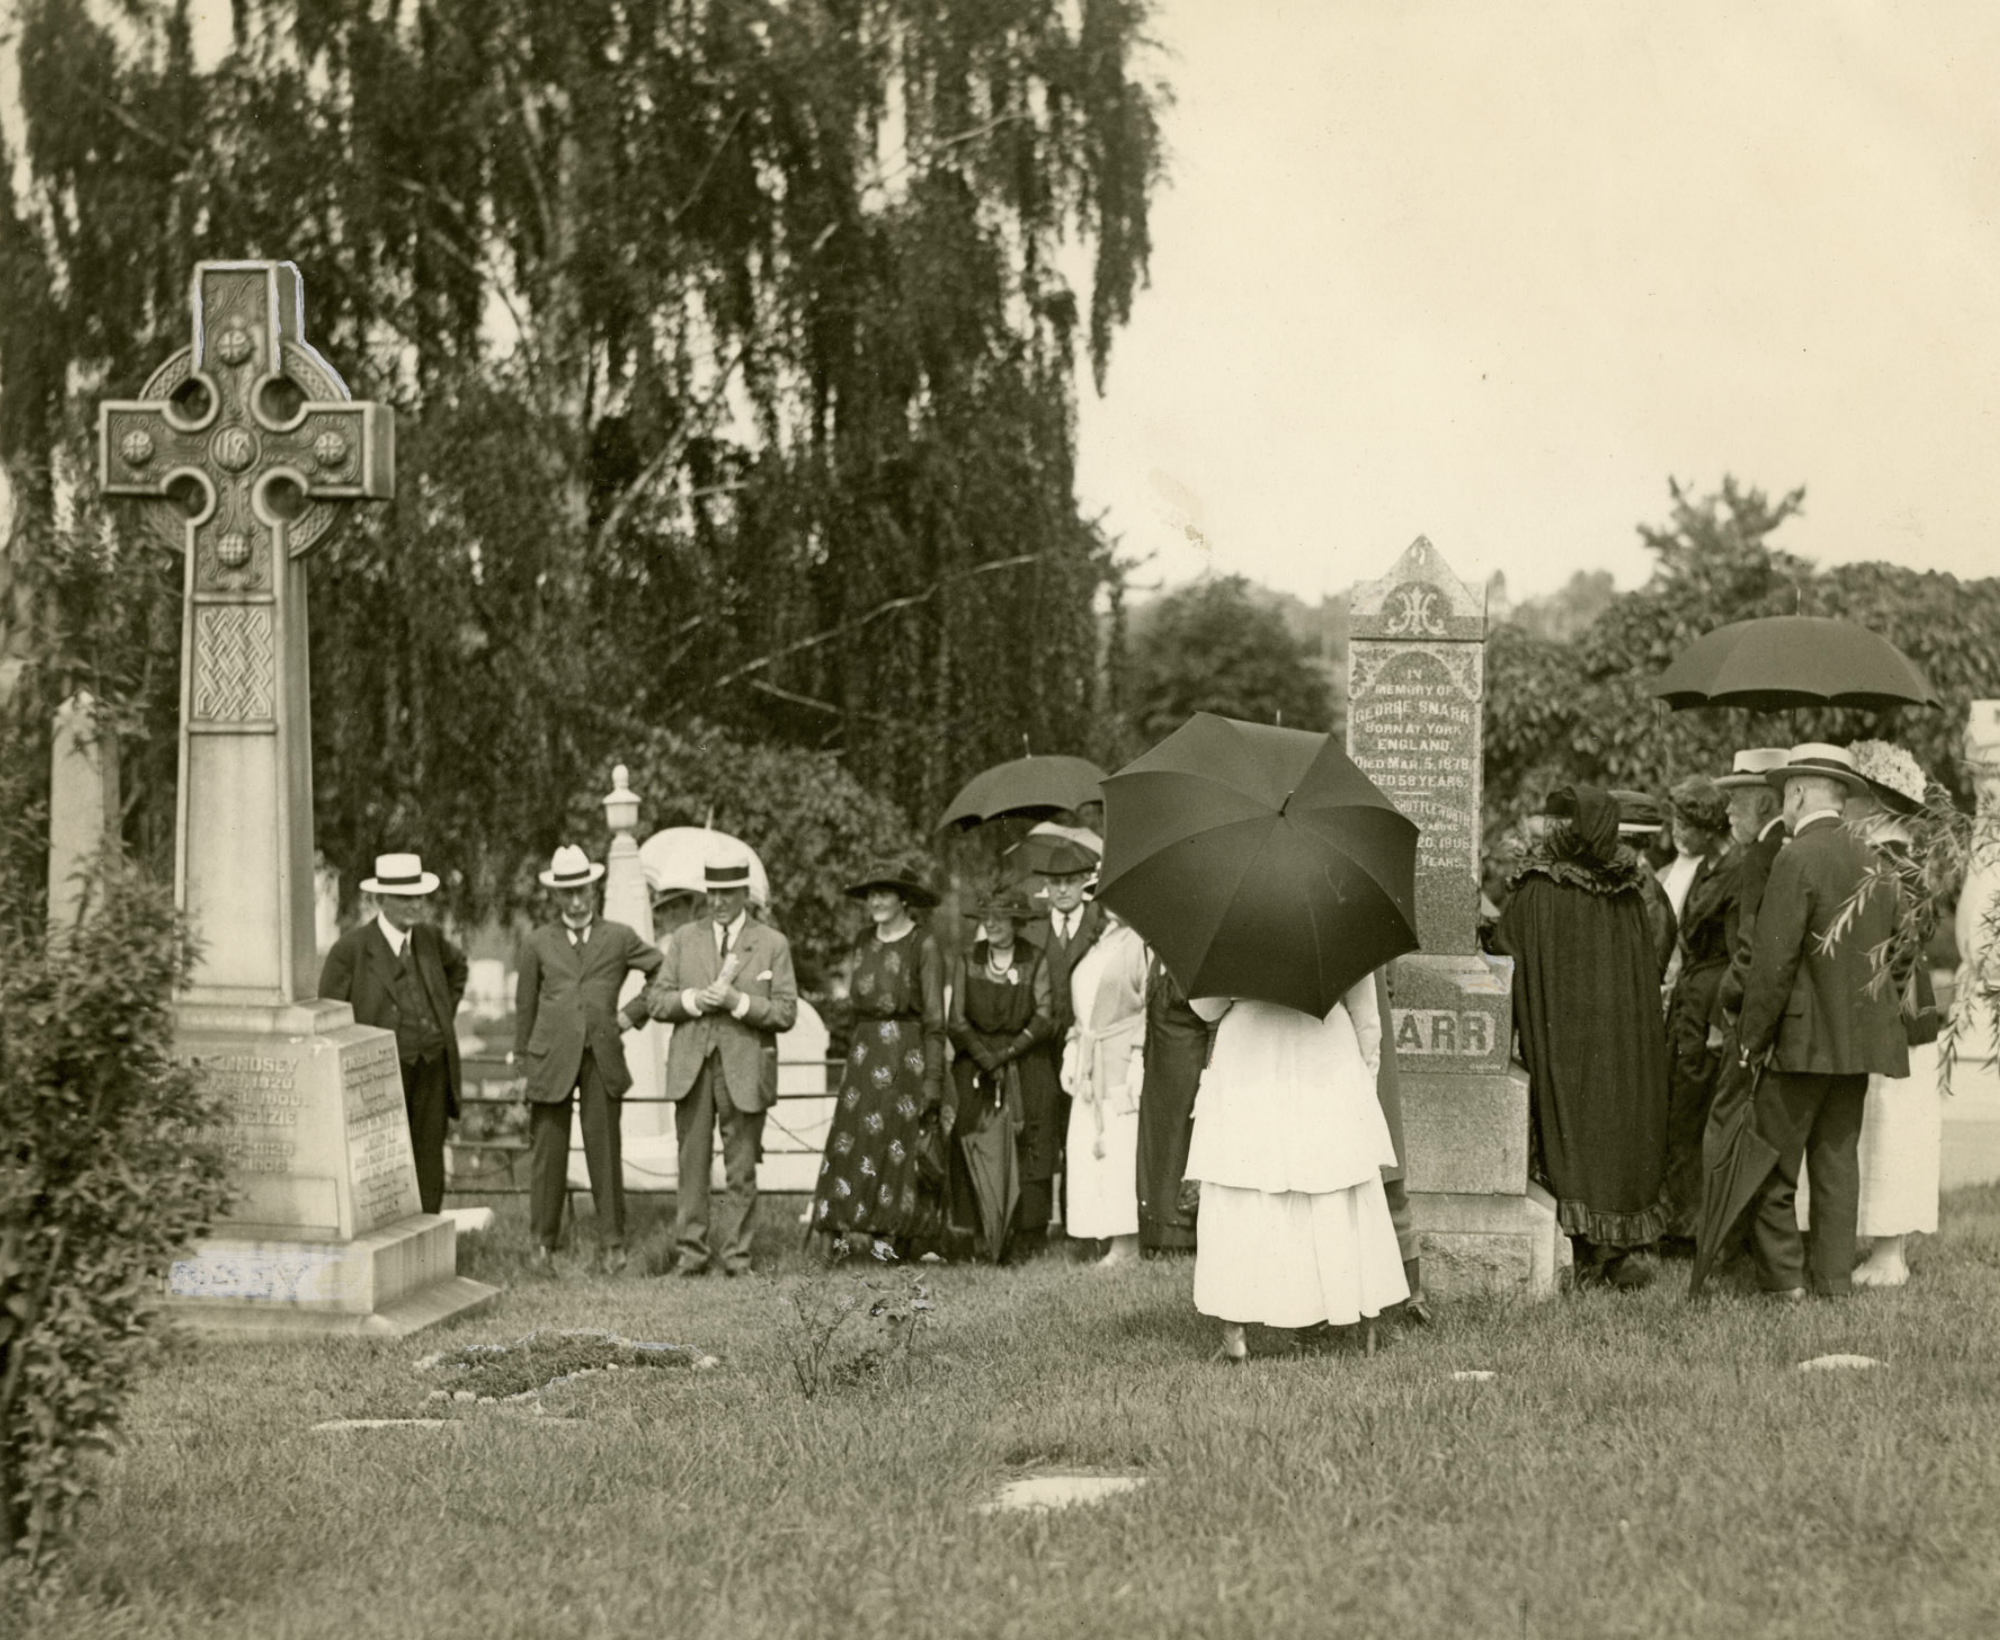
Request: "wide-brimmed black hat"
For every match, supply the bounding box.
[1606,788,1665,836]
[845,864,939,909]
[961,889,1038,925]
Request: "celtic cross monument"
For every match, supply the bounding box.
[99,262,493,1333]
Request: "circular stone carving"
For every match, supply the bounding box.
[210,426,257,473]
[214,327,254,366]
[311,431,349,469]
[215,531,253,569]
[120,430,156,466]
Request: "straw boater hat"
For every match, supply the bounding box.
[1847,740,1927,817]
[1609,789,1665,837]
[844,862,940,909]
[1714,747,1789,789]
[1762,742,1873,796]
[539,844,606,888]
[704,847,754,891]
[361,852,440,896]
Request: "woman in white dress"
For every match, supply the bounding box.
[1187,975,1408,1360]
[1846,741,1943,1287]
[1061,909,1150,1266]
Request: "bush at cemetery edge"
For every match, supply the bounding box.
[0,860,232,1565]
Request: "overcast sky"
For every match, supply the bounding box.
[1076,2,2000,605]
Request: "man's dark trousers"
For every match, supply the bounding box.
[1751,1069,1866,1296]
[527,1050,626,1251]
[401,1052,452,1214]
[673,1053,766,1274]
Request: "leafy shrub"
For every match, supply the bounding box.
[0,857,233,1564]
[777,1262,937,1399]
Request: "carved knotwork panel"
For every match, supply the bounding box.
[192,605,277,722]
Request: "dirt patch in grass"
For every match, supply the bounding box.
[417,1329,718,1401]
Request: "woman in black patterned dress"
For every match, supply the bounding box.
[811,866,947,1260]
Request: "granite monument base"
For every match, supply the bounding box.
[1411,1182,1569,1298]
[167,1216,498,1338]
[167,998,497,1337]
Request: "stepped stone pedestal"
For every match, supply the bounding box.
[1349,539,1566,1297]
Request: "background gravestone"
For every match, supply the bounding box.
[1348,537,1564,1296]
[99,260,493,1335]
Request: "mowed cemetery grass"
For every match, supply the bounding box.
[14,1188,2000,1640]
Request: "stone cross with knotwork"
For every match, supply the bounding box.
[99,262,393,1008]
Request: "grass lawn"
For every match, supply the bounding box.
[11,1186,2000,1640]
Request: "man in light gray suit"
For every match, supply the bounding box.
[644,851,798,1275]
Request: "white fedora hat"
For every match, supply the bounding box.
[361,852,440,896]
[1714,747,1789,790]
[539,844,606,888]
[1764,742,1872,795]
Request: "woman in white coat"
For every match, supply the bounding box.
[1062,909,1150,1266]
[1187,973,1408,1360]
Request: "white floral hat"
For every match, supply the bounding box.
[1846,740,1927,815]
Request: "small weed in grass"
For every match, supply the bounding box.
[778,1262,936,1397]
[417,1329,717,1401]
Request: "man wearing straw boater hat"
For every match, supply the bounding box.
[1736,744,1908,1298]
[643,847,798,1277]
[512,845,664,1272]
[319,853,467,1216]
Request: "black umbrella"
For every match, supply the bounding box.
[936,755,1107,831]
[955,1083,1021,1263]
[1655,616,1940,714]
[1687,1054,1780,1297]
[1097,714,1420,1017]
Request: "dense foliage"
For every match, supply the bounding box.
[1483,477,2000,853]
[557,721,925,990]
[0,842,232,1563]
[1124,573,1333,743]
[2,0,1167,915]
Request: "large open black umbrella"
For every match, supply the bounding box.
[1655,616,1940,714]
[1097,714,1420,1017]
[936,755,1107,832]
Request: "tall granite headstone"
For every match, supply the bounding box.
[98,261,494,1334]
[1348,538,1564,1296]
[48,690,120,930]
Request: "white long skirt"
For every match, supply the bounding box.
[1858,1041,1943,1237]
[1065,1099,1141,1239]
[1193,1177,1409,1328]
[1794,1040,1942,1237]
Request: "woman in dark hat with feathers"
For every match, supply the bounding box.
[1495,785,1671,1287]
[810,865,948,1260]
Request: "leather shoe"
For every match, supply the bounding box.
[1766,1286,1808,1303]
[676,1262,709,1279]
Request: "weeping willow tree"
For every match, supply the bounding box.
[1,0,1166,912]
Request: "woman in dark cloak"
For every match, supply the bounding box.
[1495,784,1671,1287]
[1135,957,1211,1254]
[945,891,1055,1262]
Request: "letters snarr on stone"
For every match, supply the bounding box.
[97,263,393,1004]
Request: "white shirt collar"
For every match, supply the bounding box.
[1759,815,1787,842]
[714,910,747,950]
[375,911,409,957]
[1793,807,1843,835]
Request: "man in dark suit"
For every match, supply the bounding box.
[1019,836,1102,1252]
[319,852,467,1216]
[1738,744,1909,1298]
[1712,748,1791,1022]
[644,852,798,1276]
[511,845,663,1271]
